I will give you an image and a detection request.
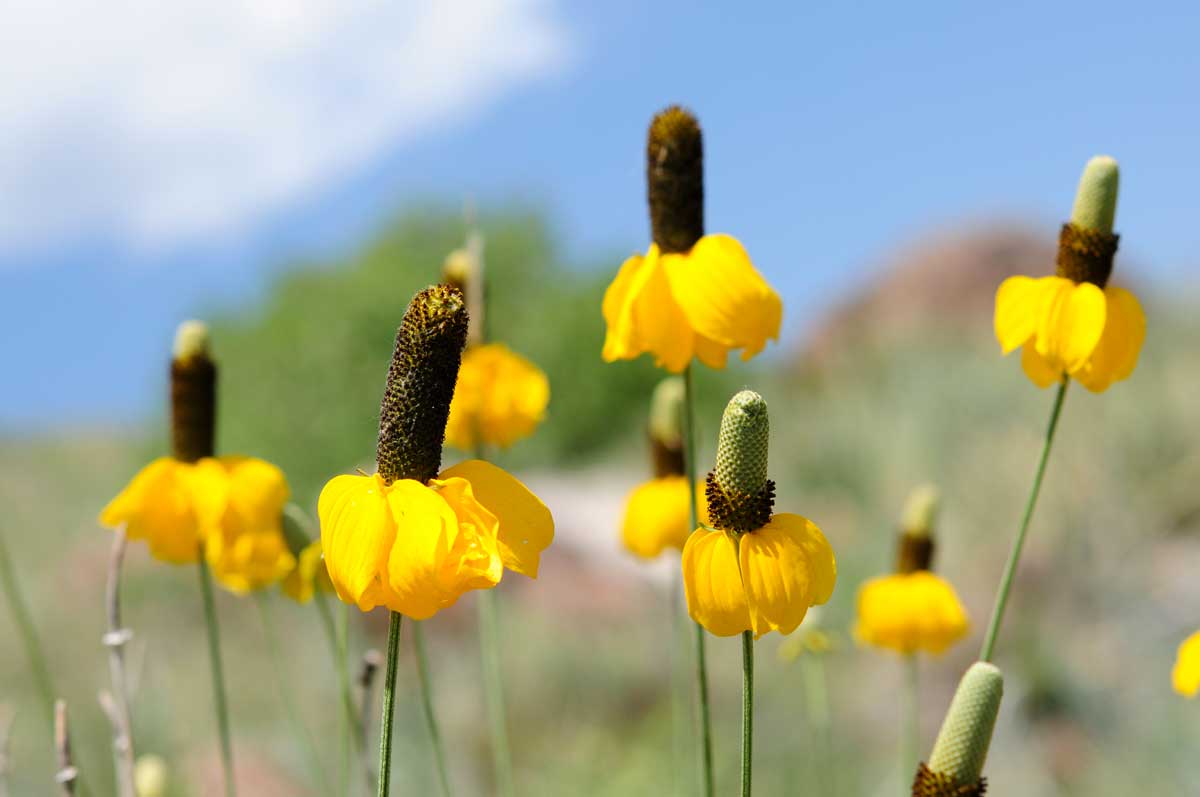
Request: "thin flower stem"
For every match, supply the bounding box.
[314,589,363,747]
[740,631,754,797]
[979,379,1069,662]
[360,648,383,796]
[376,612,403,797]
[413,623,452,797]
[683,364,715,797]
[0,527,56,732]
[800,654,833,795]
[255,593,330,794]
[902,654,919,787]
[197,556,236,797]
[477,591,515,797]
[102,528,136,797]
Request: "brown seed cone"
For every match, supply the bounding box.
[704,472,774,533]
[376,285,469,485]
[912,763,987,796]
[896,532,935,574]
[1055,222,1119,287]
[647,106,704,254]
[170,355,216,463]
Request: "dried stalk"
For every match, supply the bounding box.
[102,527,136,797]
[54,701,78,796]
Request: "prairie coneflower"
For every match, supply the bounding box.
[444,343,550,451]
[913,662,1004,796]
[1173,630,1200,697]
[602,106,782,373]
[683,390,836,797]
[317,285,553,796]
[994,156,1145,393]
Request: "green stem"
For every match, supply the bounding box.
[255,594,329,793]
[413,623,452,797]
[683,365,715,797]
[315,590,363,748]
[902,654,919,787]
[197,556,236,797]
[0,528,56,733]
[740,631,754,797]
[979,379,1069,662]
[477,591,514,797]
[800,654,833,795]
[376,612,403,797]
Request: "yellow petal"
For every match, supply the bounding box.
[1173,630,1200,698]
[446,344,550,450]
[739,514,836,639]
[681,529,751,636]
[430,477,504,595]
[282,541,328,604]
[855,572,970,655]
[601,252,648,363]
[632,249,696,372]
[439,460,553,578]
[621,476,692,559]
[662,234,782,362]
[1020,344,1062,388]
[318,474,393,606]
[994,276,1044,354]
[1075,287,1146,393]
[1035,279,1106,372]
[220,456,290,535]
[383,480,463,619]
[100,458,203,564]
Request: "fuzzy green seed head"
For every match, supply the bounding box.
[715,390,769,496]
[927,662,1004,785]
[172,320,210,363]
[901,484,941,539]
[648,377,686,449]
[1070,155,1119,234]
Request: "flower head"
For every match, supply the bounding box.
[682,391,836,638]
[602,106,781,372]
[319,286,553,619]
[281,540,333,604]
[914,662,1004,796]
[100,321,295,592]
[1172,630,1200,698]
[445,343,550,450]
[994,156,1145,392]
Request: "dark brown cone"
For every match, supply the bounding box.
[376,285,469,485]
[647,106,704,254]
[912,763,987,796]
[896,532,935,574]
[650,435,686,478]
[171,356,216,463]
[1055,222,1119,287]
[705,472,774,533]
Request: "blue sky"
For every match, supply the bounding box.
[2,0,1197,430]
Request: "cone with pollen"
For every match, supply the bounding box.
[994,155,1145,392]
[682,390,836,638]
[913,662,1004,796]
[318,285,554,619]
[602,106,783,372]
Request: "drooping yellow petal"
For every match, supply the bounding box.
[621,476,692,559]
[445,343,550,450]
[601,252,649,363]
[220,456,290,536]
[382,480,461,619]
[206,528,295,594]
[631,248,697,372]
[318,474,394,606]
[184,458,232,533]
[738,514,836,639]
[1020,344,1062,388]
[994,276,1045,354]
[1173,630,1200,698]
[1035,278,1106,373]
[662,234,782,364]
[855,572,970,655]
[439,459,553,578]
[100,458,204,564]
[429,477,504,595]
[1075,286,1146,393]
[682,528,751,636]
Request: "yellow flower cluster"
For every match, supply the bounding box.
[445,343,550,450]
[856,572,969,655]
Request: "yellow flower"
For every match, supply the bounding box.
[281,540,333,604]
[994,275,1145,392]
[855,572,969,655]
[101,456,294,593]
[318,459,553,620]
[602,235,782,372]
[621,476,708,559]
[683,514,836,639]
[1172,630,1200,697]
[445,343,550,450]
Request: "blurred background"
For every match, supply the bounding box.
[2,1,1199,794]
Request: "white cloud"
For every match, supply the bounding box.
[0,0,570,254]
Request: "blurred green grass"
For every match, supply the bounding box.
[2,209,1198,795]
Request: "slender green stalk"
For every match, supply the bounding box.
[413,623,452,797]
[800,654,833,795]
[979,380,1069,662]
[314,590,362,746]
[197,556,236,797]
[477,591,514,797]
[740,631,754,797]
[376,612,403,797]
[902,654,919,788]
[682,365,715,797]
[0,528,56,730]
[255,594,330,793]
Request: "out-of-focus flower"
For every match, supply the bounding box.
[1172,630,1200,698]
[445,343,549,450]
[994,156,1145,392]
[134,754,168,797]
[622,476,709,559]
[281,540,333,604]
[856,572,969,656]
[778,609,837,662]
